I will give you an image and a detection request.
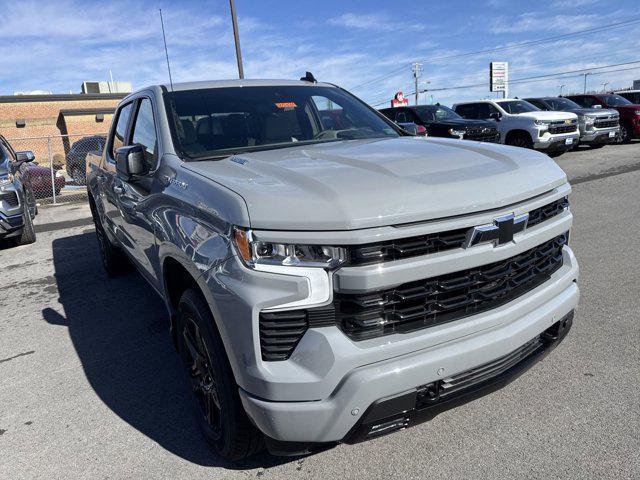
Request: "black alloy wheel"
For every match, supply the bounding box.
[179,314,223,439]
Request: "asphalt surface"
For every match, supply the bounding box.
[1,142,639,479]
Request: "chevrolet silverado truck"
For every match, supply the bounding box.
[0,134,37,246]
[565,93,640,143]
[453,99,579,156]
[379,104,500,143]
[86,78,579,460]
[525,97,619,148]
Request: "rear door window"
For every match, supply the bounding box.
[455,104,478,119]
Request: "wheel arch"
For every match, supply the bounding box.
[505,129,533,144]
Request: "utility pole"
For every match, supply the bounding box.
[412,62,422,106]
[559,84,566,96]
[582,73,592,94]
[229,0,244,79]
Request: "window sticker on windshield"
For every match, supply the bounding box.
[275,102,297,110]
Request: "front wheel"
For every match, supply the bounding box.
[177,289,264,461]
[13,208,36,246]
[506,132,533,149]
[618,123,632,144]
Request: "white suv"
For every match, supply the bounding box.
[453,99,579,156]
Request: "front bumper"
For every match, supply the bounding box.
[0,186,25,238]
[239,247,579,447]
[533,132,579,150]
[580,126,619,145]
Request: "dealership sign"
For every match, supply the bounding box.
[490,62,509,93]
[391,91,409,107]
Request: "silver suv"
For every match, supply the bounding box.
[86,79,579,460]
[453,99,579,156]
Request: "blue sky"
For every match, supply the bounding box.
[2,0,639,106]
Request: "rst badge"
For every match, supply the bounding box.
[463,213,529,248]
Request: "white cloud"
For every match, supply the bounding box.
[491,13,600,34]
[328,12,426,32]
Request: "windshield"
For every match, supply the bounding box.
[166,85,399,159]
[414,105,461,122]
[599,94,632,106]
[546,98,581,110]
[497,100,540,114]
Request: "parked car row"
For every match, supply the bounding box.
[380,92,639,157]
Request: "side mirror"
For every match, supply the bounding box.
[399,122,419,135]
[593,104,603,109]
[489,112,501,121]
[115,145,147,181]
[15,151,35,163]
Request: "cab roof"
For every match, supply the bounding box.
[157,78,336,92]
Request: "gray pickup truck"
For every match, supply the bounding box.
[86,78,579,460]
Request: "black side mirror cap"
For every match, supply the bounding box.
[489,112,501,121]
[116,145,147,181]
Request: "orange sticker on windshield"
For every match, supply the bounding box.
[275,102,297,108]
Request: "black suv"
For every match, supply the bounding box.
[0,135,37,246]
[66,135,106,184]
[379,104,500,143]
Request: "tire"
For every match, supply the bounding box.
[588,144,606,149]
[13,208,36,246]
[618,123,632,144]
[506,132,533,149]
[89,196,129,277]
[176,289,264,461]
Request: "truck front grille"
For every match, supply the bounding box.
[594,119,618,129]
[464,128,500,143]
[336,233,567,340]
[347,197,568,266]
[548,124,577,134]
[0,191,19,207]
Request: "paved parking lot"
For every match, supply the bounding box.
[1,143,639,479]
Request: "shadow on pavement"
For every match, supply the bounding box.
[45,231,293,470]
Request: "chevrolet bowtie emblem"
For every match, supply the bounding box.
[463,213,529,248]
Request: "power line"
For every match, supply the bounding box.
[369,62,640,106]
[349,15,640,92]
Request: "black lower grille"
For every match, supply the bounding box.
[0,191,19,207]
[549,125,577,134]
[464,132,500,143]
[347,197,568,266]
[336,234,567,340]
[594,120,618,128]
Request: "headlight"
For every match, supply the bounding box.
[233,228,347,269]
[583,116,595,125]
[448,128,465,138]
[635,110,640,116]
[0,173,14,185]
[534,120,551,127]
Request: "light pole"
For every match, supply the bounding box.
[582,73,592,94]
[559,84,566,96]
[229,0,244,79]
[601,82,609,93]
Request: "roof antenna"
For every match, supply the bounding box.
[159,9,174,92]
[300,71,317,83]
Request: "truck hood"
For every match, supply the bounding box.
[513,111,577,121]
[184,137,567,231]
[567,108,619,118]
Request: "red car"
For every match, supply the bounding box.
[566,93,640,143]
[24,163,65,198]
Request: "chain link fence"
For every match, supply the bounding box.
[6,133,106,205]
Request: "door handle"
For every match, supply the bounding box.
[113,185,125,195]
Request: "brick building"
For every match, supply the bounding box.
[0,93,126,165]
